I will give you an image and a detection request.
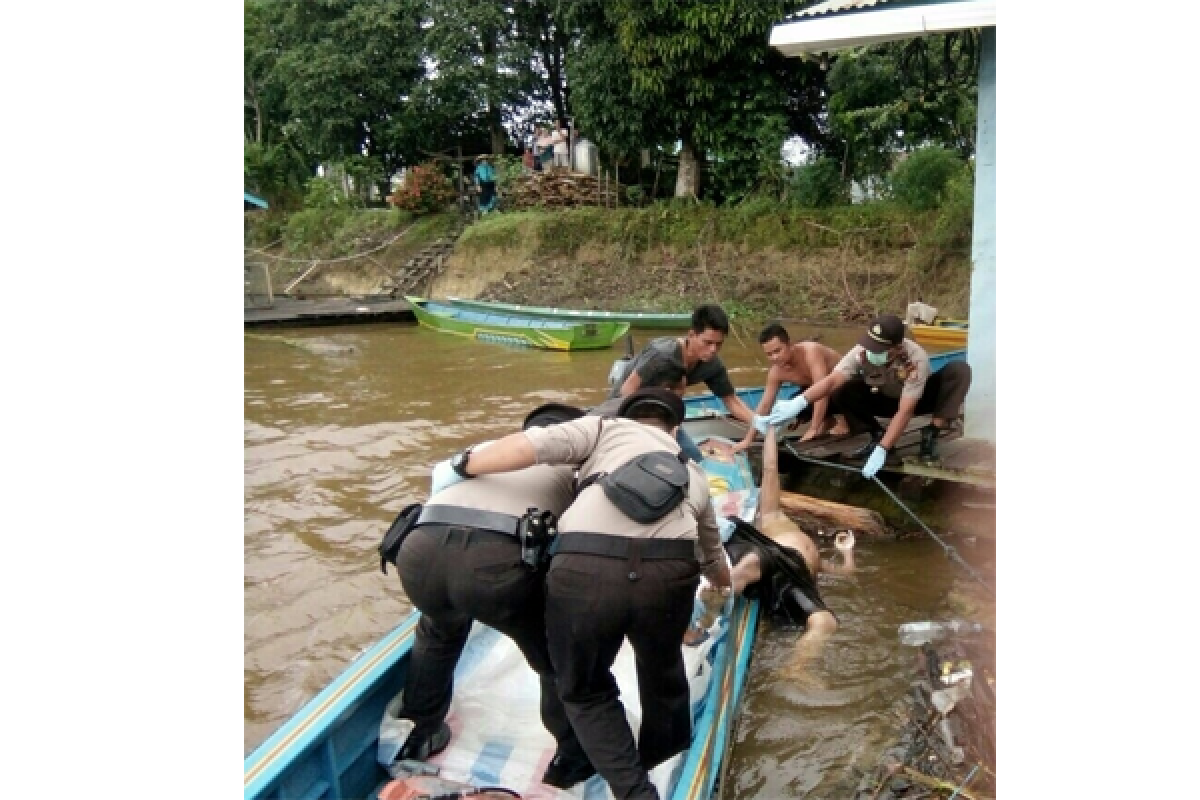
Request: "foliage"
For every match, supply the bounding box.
[888,147,968,211]
[930,163,975,249]
[790,157,850,208]
[387,163,457,214]
[824,33,979,184]
[303,176,354,210]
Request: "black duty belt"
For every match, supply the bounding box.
[416,505,521,537]
[553,532,697,561]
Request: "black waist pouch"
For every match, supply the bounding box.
[589,451,690,524]
[378,503,423,574]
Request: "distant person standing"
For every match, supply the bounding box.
[522,146,535,173]
[474,155,497,213]
[552,127,570,169]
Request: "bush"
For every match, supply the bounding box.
[930,164,975,248]
[888,147,967,211]
[790,157,849,208]
[303,176,353,210]
[388,163,457,214]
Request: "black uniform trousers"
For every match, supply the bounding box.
[836,360,973,435]
[396,524,578,758]
[545,551,701,800]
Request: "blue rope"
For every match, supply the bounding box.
[947,764,980,799]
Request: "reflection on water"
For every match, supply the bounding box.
[244,322,994,797]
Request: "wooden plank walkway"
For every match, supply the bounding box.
[244,296,415,328]
[683,413,995,489]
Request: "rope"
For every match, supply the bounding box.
[243,224,416,265]
[780,441,995,596]
[947,764,980,800]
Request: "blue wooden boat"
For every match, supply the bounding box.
[244,441,761,800]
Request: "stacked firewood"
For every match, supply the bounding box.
[504,168,625,209]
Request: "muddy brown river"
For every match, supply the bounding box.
[244,322,995,797]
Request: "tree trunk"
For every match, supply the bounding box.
[483,25,505,155]
[777,491,888,537]
[675,135,700,199]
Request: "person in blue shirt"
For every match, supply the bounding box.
[474,155,497,213]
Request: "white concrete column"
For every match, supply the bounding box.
[964,27,996,443]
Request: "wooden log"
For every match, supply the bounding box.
[777,490,888,537]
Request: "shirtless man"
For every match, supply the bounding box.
[692,426,855,655]
[734,323,849,452]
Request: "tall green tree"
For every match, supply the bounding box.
[266,0,428,195]
[825,32,980,184]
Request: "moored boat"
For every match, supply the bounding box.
[244,440,761,800]
[407,296,630,351]
[909,320,968,348]
[443,296,692,330]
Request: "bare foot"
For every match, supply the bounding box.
[799,427,823,443]
[828,417,851,436]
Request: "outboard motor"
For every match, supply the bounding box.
[607,332,636,390]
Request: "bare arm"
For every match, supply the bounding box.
[802,370,848,407]
[617,369,643,397]
[734,368,781,452]
[722,392,756,425]
[760,424,781,516]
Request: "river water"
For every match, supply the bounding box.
[244,322,996,796]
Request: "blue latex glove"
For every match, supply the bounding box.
[676,427,704,463]
[717,517,736,543]
[763,395,809,429]
[861,445,887,479]
[430,459,464,495]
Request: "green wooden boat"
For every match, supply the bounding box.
[406,296,630,351]
[444,296,691,329]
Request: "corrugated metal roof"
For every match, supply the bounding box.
[787,0,894,21]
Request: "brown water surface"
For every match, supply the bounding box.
[244,322,995,796]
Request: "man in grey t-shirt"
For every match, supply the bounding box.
[609,304,756,427]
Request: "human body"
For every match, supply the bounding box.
[434,389,732,800]
[734,323,849,452]
[693,428,854,658]
[609,304,756,427]
[474,156,497,213]
[759,314,972,477]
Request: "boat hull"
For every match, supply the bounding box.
[910,323,968,348]
[444,296,691,329]
[245,442,760,800]
[407,296,630,351]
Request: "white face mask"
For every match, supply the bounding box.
[865,349,889,366]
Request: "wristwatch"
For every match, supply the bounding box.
[450,446,475,479]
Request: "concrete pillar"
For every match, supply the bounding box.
[964,27,996,443]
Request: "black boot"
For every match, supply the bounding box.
[849,430,883,459]
[542,746,597,789]
[918,425,941,463]
[397,722,452,762]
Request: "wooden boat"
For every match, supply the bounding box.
[244,441,761,800]
[681,348,967,419]
[407,296,630,351]
[909,320,968,348]
[443,296,692,330]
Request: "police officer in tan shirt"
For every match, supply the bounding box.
[432,388,732,800]
[390,404,590,787]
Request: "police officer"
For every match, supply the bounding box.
[433,388,732,799]
[390,403,590,786]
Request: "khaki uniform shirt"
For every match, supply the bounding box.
[523,417,723,569]
[835,339,931,400]
[432,442,575,517]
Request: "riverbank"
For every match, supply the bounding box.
[245,202,972,324]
